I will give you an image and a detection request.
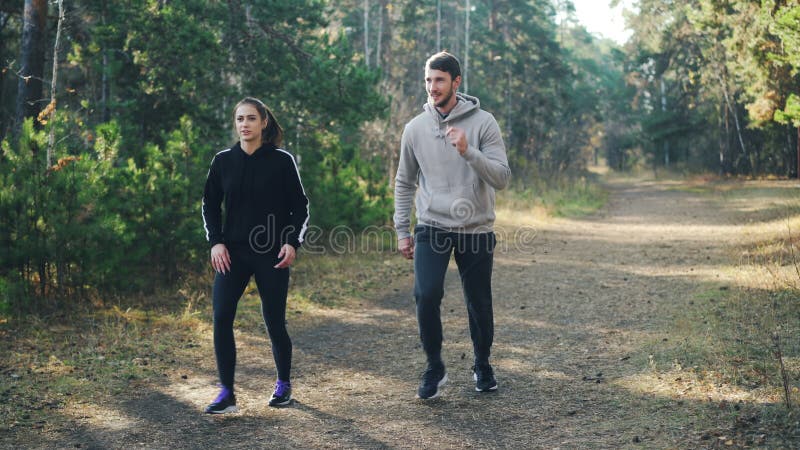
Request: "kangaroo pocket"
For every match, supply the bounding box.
[421,184,482,227]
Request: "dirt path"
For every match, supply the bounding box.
[21,178,779,448]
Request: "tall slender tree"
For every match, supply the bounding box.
[14,0,47,137]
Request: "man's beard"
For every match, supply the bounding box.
[432,87,455,108]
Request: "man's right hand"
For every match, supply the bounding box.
[398,237,414,260]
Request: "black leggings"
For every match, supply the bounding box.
[212,244,292,390]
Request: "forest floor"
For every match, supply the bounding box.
[3,174,800,449]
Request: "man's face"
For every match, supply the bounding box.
[425,68,461,109]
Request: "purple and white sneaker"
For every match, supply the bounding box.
[205,385,238,414]
[268,380,292,407]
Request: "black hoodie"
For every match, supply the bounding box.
[202,142,309,253]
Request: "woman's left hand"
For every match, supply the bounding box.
[274,244,296,268]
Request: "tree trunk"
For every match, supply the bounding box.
[0,12,8,139]
[464,0,470,94]
[379,0,391,79]
[503,18,512,149]
[101,1,110,122]
[15,0,48,137]
[724,99,731,174]
[718,72,748,174]
[718,102,726,175]
[376,0,383,69]
[660,78,669,168]
[488,0,495,32]
[47,0,65,168]
[363,0,370,67]
[436,0,441,52]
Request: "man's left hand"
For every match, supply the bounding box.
[446,126,468,155]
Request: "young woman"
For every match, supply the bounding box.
[202,97,309,413]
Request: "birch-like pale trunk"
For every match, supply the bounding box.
[464,0,470,94]
[716,71,748,172]
[47,0,65,167]
[364,0,370,67]
[660,78,669,168]
[376,1,383,68]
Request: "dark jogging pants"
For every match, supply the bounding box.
[413,225,496,367]
[212,243,292,390]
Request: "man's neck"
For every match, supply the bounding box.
[436,96,459,116]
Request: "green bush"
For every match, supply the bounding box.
[0,110,395,307]
[299,130,392,230]
[0,116,210,305]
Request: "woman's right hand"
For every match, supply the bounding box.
[211,243,231,274]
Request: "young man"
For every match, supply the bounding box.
[394,52,511,399]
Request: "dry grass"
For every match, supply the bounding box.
[637,179,800,443]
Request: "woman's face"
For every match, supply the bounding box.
[234,103,267,144]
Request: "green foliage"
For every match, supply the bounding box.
[543,178,608,218]
[0,116,209,303]
[2,0,394,303]
[0,111,393,303]
[0,119,51,299]
[0,276,11,315]
[774,94,800,128]
[768,2,800,74]
[558,27,638,173]
[9,0,793,303]
[96,117,210,289]
[61,0,227,148]
[298,130,392,230]
[498,174,607,218]
[468,0,578,176]
[624,0,800,176]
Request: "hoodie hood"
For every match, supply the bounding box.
[423,92,480,123]
[233,141,276,159]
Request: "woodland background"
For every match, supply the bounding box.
[1,0,799,305]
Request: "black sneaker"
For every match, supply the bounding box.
[417,364,447,399]
[268,380,292,407]
[473,364,498,392]
[205,386,238,414]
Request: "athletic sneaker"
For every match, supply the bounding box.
[473,364,498,392]
[417,364,447,399]
[268,380,292,407]
[205,386,238,414]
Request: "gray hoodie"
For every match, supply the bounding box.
[394,93,511,239]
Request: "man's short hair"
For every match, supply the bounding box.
[426,52,461,81]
